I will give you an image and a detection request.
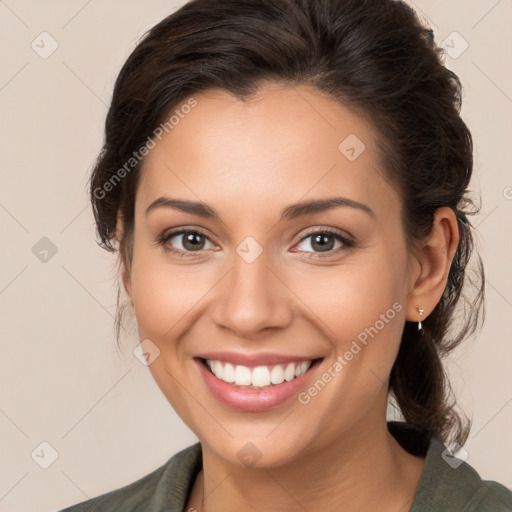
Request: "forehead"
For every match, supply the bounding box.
[136,85,398,223]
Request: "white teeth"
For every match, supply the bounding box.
[223,362,235,383]
[234,365,252,385]
[295,361,310,377]
[270,364,285,384]
[284,362,296,382]
[212,360,223,378]
[251,366,271,387]
[205,359,314,388]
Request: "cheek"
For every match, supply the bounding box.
[129,250,208,424]
[290,255,407,427]
[292,246,408,383]
[130,248,213,342]
[298,254,405,337]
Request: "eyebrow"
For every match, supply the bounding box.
[144,196,375,222]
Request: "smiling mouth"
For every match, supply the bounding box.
[197,357,323,389]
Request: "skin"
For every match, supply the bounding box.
[117,83,459,512]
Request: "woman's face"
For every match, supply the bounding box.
[123,84,420,467]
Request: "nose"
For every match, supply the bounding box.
[211,248,293,338]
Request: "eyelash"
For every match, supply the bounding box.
[156,227,355,259]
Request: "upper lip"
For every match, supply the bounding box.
[195,351,322,367]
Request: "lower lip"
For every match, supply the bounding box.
[195,358,322,412]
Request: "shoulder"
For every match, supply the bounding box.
[475,480,512,511]
[58,442,202,512]
[404,428,512,511]
[446,455,512,511]
[441,450,512,511]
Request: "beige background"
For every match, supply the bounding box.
[0,1,511,510]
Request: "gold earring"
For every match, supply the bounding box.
[418,308,424,332]
[128,298,133,309]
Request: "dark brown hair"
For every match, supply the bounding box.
[89,0,484,446]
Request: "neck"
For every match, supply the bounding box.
[190,415,425,512]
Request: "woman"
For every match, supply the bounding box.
[60,0,512,510]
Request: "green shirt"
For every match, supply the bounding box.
[59,422,512,511]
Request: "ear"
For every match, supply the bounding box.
[405,207,459,323]
[116,209,132,300]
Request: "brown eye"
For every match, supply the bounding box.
[294,229,354,257]
[177,231,207,251]
[308,233,336,252]
[158,229,216,257]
